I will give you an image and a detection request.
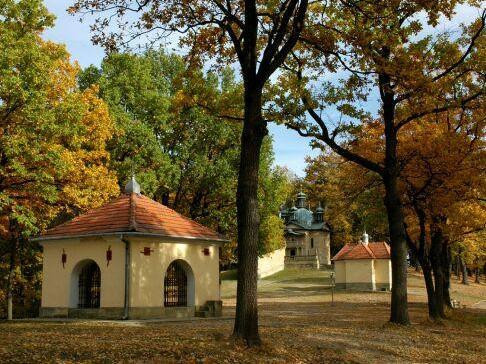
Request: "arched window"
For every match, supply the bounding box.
[78,261,101,308]
[164,261,188,307]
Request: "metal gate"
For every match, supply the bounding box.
[78,261,101,308]
[164,261,187,307]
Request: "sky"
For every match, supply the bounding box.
[42,1,318,177]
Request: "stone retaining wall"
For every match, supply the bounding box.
[258,248,285,278]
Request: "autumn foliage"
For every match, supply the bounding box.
[0,0,118,318]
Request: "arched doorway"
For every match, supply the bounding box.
[164,260,194,307]
[77,261,101,308]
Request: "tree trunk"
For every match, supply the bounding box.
[457,255,464,281]
[415,258,421,272]
[430,222,445,318]
[410,249,420,272]
[461,260,469,285]
[383,175,410,325]
[442,244,452,308]
[380,66,409,325]
[7,238,17,321]
[189,189,204,219]
[454,255,460,278]
[412,206,440,320]
[233,88,266,346]
[421,261,440,320]
[475,267,480,284]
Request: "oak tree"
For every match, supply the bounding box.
[283,1,485,324]
[70,0,309,344]
[0,0,118,319]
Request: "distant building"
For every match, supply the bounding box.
[332,232,391,291]
[34,177,225,320]
[280,192,331,269]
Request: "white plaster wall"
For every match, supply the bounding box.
[374,259,392,287]
[344,259,374,284]
[313,231,331,265]
[334,260,346,284]
[41,236,125,308]
[128,237,220,308]
[258,248,285,278]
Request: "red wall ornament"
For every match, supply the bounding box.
[106,246,112,266]
[61,249,67,268]
[141,247,154,256]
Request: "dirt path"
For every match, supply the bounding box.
[1,270,484,363]
[471,300,486,310]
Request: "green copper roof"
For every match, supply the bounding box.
[294,207,313,227]
[281,193,328,231]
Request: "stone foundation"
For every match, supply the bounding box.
[68,307,124,319]
[375,283,391,291]
[285,255,320,269]
[40,307,125,319]
[39,307,69,318]
[319,264,333,270]
[40,304,222,320]
[128,306,195,319]
[335,282,375,291]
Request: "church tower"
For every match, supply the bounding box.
[281,192,331,269]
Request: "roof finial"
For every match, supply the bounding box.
[125,174,141,194]
[362,230,369,245]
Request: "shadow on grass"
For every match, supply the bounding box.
[221,269,238,281]
[278,285,332,292]
[276,277,332,284]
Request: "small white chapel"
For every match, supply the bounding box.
[34,177,226,319]
[332,232,392,291]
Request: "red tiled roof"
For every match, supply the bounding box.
[332,241,390,261]
[368,241,391,259]
[39,193,225,242]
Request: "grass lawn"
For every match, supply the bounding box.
[1,269,485,363]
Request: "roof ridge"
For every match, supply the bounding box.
[332,243,353,261]
[382,241,391,255]
[362,243,376,259]
[129,193,138,231]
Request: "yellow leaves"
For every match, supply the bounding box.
[57,84,119,211]
[61,164,119,211]
[172,89,192,110]
[78,85,115,149]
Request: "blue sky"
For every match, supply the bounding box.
[42,1,318,177]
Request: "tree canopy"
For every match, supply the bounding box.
[78,50,291,260]
[278,0,485,325]
[0,0,119,319]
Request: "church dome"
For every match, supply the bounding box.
[294,207,313,227]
